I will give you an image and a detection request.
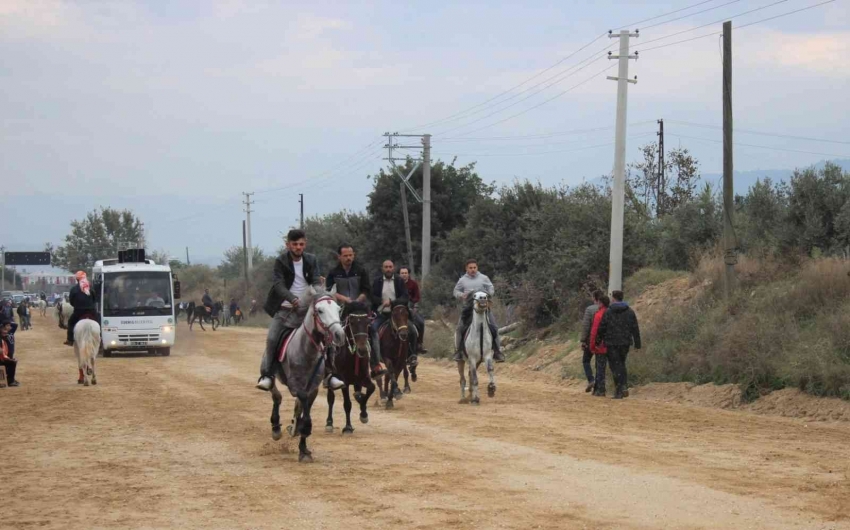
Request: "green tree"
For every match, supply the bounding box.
[218,247,268,280]
[53,208,145,272]
[301,210,370,273]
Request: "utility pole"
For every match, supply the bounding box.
[606,29,639,294]
[299,193,304,229]
[186,246,190,266]
[1,246,5,289]
[722,21,737,298]
[657,118,665,217]
[422,134,432,280]
[384,132,430,277]
[243,192,254,272]
[242,220,250,294]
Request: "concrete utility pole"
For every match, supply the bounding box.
[606,29,639,294]
[384,132,431,277]
[422,134,432,280]
[1,246,5,289]
[722,21,737,298]
[657,118,665,217]
[242,220,250,293]
[299,193,304,230]
[243,192,254,272]
[186,246,190,266]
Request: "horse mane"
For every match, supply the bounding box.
[391,299,408,309]
[347,301,369,313]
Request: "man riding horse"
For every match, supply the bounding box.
[370,260,419,366]
[453,259,505,363]
[399,266,427,357]
[202,288,214,320]
[325,243,387,379]
[64,271,100,347]
[256,229,344,392]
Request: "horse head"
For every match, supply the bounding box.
[344,301,371,358]
[472,291,490,314]
[308,289,346,347]
[390,301,410,341]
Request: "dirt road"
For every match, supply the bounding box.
[4,317,850,529]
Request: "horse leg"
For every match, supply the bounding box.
[270,383,283,441]
[325,388,335,433]
[298,392,316,463]
[410,363,418,383]
[457,360,467,403]
[379,373,388,402]
[198,315,205,331]
[392,364,403,400]
[470,360,480,405]
[487,357,496,397]
[342,386,354,435]
[385,362,394,410]
[403,364,411,394]
[90,353,97,385]
[76,343,84,385]
[358,378,375,424]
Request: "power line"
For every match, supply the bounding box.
[666,119,850,145]
[432,132,657,157]
[736,0,837,28]
[440,120,657,142]
[667,132,850,157]
[642,0,744,30]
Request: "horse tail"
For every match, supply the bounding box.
[74,319,101,370]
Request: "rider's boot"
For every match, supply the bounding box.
[323,374,345,390]
[493,347,506,363]
[369,333,387,378]
[256,376,274,391]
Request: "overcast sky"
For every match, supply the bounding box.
[2,0,848,265]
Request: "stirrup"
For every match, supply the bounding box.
[371,364,387,378]
[256,376,274,391]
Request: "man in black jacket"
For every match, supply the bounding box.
[1,314,19,386]
[325,244,386,377]
[370,260,419,371]
[597,290,641,399]
[257,230,343,391]
[65,271,99,346]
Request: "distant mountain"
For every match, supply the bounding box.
[702,159,850,195]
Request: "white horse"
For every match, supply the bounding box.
[457,291,497,405]
[37,299,47,317]
[56,301,73,329]
[74,319,101,386]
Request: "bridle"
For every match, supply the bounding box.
[344,313,370,359]
[304,295,344,351]
[473,294,490,315]
[390,304,409,338]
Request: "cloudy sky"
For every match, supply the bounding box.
[2,0,848,265]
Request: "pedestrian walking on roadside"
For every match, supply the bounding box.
[579,290,603,392]
[597,290,641,400]
[589,294,610,396]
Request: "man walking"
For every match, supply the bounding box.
[597,290,641,399]
[580,290,603,393]
[399,266,427,358]
[325,243,385,378]
[453,259,504,363]
[256,229,343,391]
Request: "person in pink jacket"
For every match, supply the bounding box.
[589,294,610,397]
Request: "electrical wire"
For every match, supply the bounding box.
[642,0,745,29]
[667,132,850,157]
[439,121,658,142]
[432,132,657,157]
[666,119,850,145]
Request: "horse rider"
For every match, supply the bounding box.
[256,229,344,392]
[64,271,100,347]
[202,288,214,317]
[229,298,238,325]
[453,259,505,363]
[370,260,418,366]
[325,243,386,378]
[399,266,428,359]
[249,299,258,317]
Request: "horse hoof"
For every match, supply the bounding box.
[385,401,394,409]
[459,398,468,404]
[342,427,354,435]
[272,427,282,441]
[380,393,387,402]
[359,414,368,424]
[403,386,411,394]
[286,424,295,437]
[92,379,97,385]
[411,373,418,382]
[84,380,90,387]
[471,398,480,405]
[77,380,83,385]
[86,367,93,375]
[488,386,496,397]
[325,425,334,433]
[393,389,403,400]
[298,453,314,464]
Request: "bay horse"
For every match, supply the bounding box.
[458,291,496,405]
[377,302,410,410]
[187,301,218,331]
[325,302,376,435]
[268,288,346,463]
[74,315,101,386]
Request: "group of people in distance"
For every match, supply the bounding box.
[581,289,641,399]
[255,229,505,393]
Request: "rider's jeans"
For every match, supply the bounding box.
[259,307,303,378]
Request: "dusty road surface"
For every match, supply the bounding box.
[4,317,850,529]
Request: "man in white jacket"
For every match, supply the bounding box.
[453,259,505,363]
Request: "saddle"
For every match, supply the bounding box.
[78,311,98,322]
[276,328,297,363]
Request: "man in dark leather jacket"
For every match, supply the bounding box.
[256,230,342,391]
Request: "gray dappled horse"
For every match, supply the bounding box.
[269,288,346,462]
[458,291,496,404]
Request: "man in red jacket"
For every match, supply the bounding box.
[399,267,427,362]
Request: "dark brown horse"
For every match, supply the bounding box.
[325,302,376,434]
[377,302,410,409]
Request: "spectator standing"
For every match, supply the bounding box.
[597,290,641,400]
[579,290,603,392]
[589,295,610,396]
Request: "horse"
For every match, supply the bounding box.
[56,301,73,330]
[187,301,218,331]
[325,302,376,435]
[268,288,346,463]
[457,291,496,405]
[37,299,47,317]
[233,308,243,325]
[376,302,410,409]
[74,316,101,386]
